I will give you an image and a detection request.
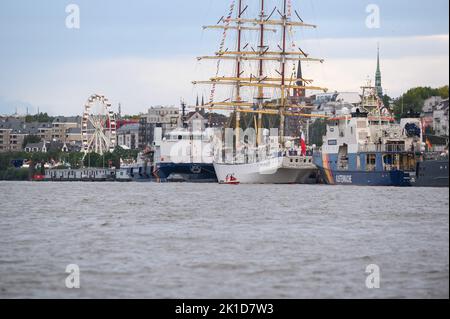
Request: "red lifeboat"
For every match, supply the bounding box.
[223,174,240,185]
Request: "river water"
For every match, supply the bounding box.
[0,181,448,299]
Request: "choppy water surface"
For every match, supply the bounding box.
[0,182,448,299]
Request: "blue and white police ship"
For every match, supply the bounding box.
[313,84,424,186]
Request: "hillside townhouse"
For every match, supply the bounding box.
[422,96,444,132]
[52,116,81,142]
[0,116,83,152]
[117,123,140,150]
[433,99,449,137]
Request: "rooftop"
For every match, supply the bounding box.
[52,116,81,123]
[117,123,140,133]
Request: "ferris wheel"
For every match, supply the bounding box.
[81,94,117,156]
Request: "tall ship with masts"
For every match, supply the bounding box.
[193,0,327,184]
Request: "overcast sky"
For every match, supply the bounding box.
[0,0,448,115]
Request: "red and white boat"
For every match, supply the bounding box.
[221,174,240,185]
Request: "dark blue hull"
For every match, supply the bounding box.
[413,159,449,187]
[317,168,412,186]
[313,152,412,187]
[155,163,217,183]
[126,166,154,181]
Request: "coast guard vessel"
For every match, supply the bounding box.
[313,83,424,186]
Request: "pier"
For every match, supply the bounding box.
[42,168,119,182]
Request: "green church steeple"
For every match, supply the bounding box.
[375,44,383,97]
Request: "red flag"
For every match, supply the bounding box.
[300,132,307,156]
[426,137,433,150]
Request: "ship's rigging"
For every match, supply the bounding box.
[193,0,328,144]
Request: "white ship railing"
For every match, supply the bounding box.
[214,144,291,164]
[358,144,407,153]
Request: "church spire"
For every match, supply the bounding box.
[375,44,383,97]
[294,60,305,98]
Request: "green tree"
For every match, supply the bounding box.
[79,148,138,169]
[382,94,392,109]
[113,146,138,163]
[437,85,449,99]
[0,168,29,181]
[393,86,449,118]
[0,151,29,171]
[83,152,101,168]
[25,112,54,123]
[67,152,84,169]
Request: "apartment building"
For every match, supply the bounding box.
[52,116,81,142]
[0,116,83,152]
[433,99,449,137]
[141,106,179,132]
[0,118,26,152]
[117,123,139,150]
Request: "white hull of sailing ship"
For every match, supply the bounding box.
[214,156,317,184]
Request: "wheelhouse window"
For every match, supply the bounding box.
[383,154,394,171]
[366,154,376,171]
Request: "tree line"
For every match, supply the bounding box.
[391,85,448,119]
[0,147,139,181]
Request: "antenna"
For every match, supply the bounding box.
[181,99,186,119]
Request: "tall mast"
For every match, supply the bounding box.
[235,0,243,147]
[193,0,328,129]
[279,0,288,144]
[257,0,265,145]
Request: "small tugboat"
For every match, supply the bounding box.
[313,83,423,186]
[115,168,133,182]
[120,149,154,182]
